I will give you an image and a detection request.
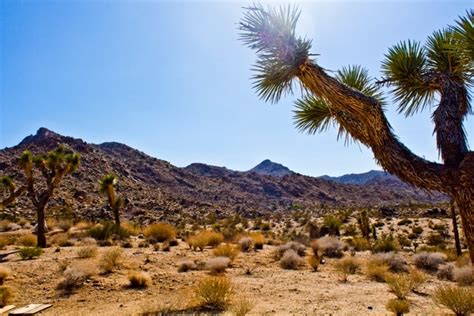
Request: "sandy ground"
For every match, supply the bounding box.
[1,234,459,316]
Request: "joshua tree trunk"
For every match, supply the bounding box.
[295,61,474,266]
[113,206,120,227]
[36,203,47,248]
[451,200,462,257]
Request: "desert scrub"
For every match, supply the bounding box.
[122,221,141,236]
[213,244,240,261]
[348,236,371,251]
[77,245,98,258]
[453,266,473,286]
[335,256,361,282]
[437,263,456,281]
[50,233,74,247]
[18,233,37,247]
[386,298,409,316]
[178,260,197,273]
[57,262,97,294]
[144,223,176,243]
[194,276,232,311]
[365,259,390,282]
[312,236,345,258]
[19,247,42,260]
[275,242,306,260]
[0,267,10,285]
[308,254,320,271]
[99,247,123,273]
[206,257,231,274]
[322,215,342,235]
[238,237,253,252]
[372,234,399,253]
[249,232,265,250]
[280,249,303,270]
[0,236,12,250]
[0,286,13,307]
[188,231,224,250]
[432,285,474,316]
[373,252,408,272]
[231,297,253,316]
[385,269,426,300]
[413,252,446,271]
[128,271,152,288]
[88,222,129,242]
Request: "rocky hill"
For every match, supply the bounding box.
[319,170,395,185]
[0,128,447,223]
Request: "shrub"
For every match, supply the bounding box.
[373,252,408,272]
[323,215,342,235]
[366,259,390,282]
[385,274,412,299]
[19,247,42,260]
[453,266,473,286]
[437,263,455,281]
[231,297,253,316]
[312,237,345,258]
[0,286,13,307]
[50,233,74,247]
[194,276,232,311]
[372,234,399,253]
[250,233,265,250]
[128,271,152,288]
[213,244,239,261]
[73,221,94,231]
[188,231,224,250]
[433,285,474,316]
[276,242,306,259]
[178,260,197,273]
[386,299,409,315]
[238,237,253,252]
[0,220,11,232]
[0,267,10,285]
[88,223,129,242]
[81,237,97,246]
[99,247,123,273]
[413,252,446,271]
[0,236,11,250]
[427,233,446,247]
[57,263,97,293]
[412,226,423,235]
[335,256,361,282]
[349,236,371,251]
[77,245,98,258]
[122,222,141,236]
[18,234,37,247]
[206,257,231,274]
[280,249,302,270]
[144,223,176,243]
[308,254,320,271]
[397,218,412,226]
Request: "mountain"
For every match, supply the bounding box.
[248,159,293,177]
[0,128,447,223]
[319,170,395,185]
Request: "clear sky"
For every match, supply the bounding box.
[1,0,472,177]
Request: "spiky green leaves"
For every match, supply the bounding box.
[99,174,118,193]
[239,4,311,103]
[336,65,385,105]
[0,176,15,192]
[19,151,33,168]
[294,96,332,135]
[452,9,474,62]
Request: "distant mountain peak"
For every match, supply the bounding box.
[319,170,395,185]
[18,127,62,146]
[249,159,293,177]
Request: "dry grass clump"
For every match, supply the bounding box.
[413,252,446,271]
[57,262,97,294]
[18,233,37,247]
[188,231,224,250]
[77,245,98,258]
[0,267,10,285]
[238,237,253,252]
[348,236,371,251]
[0,286,13,307]
[0,220,11,232]
[213,244,240,261]
[0,236,11,250]
[385,269,426,300]
[206,257,231,274]
[373,252,408,272]
[194,276,232,311]
[178,260,197,273]
[335,256,361,282]
[128,271,152,288]
[307,254,320,271]
[73,221,94,231]
[432,285,474,316]
[453,266,473,286]
[275,241,306,260]
[249,232,265,250]
[386,298,409,315]
[99,247,123,273]
[312,237,344,258]
[122,222,141,236]
[366,259,390,282]
[144,223,176,243]
[231,297,254,316]
[50,233,74,247]
[280,249,303,270]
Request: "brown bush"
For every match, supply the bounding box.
[312,237,345,258]
[77,245,98,259]
[366,259,390,282]
[453,266,473,286]
[213,244,240,261]
[280,249,302,270]
[18,234,37,247]
[433,285,474,316]
[413,252,446,271]
[0,267,10,285]
[335,256,361,282]
[0,286,13,307]
[128,271,152,288]
[144,223,176,243]
[99,247,123,273]
[194,276,232,311]
[206,257,231,274]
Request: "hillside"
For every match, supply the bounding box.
[0,128,447,223]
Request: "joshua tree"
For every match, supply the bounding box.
[99,174,122,227]
[18,145,80,247]
[0,176,25,210]
[239,7,474,264]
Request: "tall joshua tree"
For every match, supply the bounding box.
[99,174,122,227]
[18,145,80,247]
[239,6,474,265]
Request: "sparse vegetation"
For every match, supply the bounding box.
[453,266,473,286]
[335,256,361,282]
[280,249,303,270]
[432,285,474,316]
[213,244,240,261]
[386,298,410,316]
[99,247,123,273]
[312,236,345,258]
[18,233,37,247]
[206,256,231,274]
[194,276,232,311]
[144,223,176,243]
[128,271,152,288]
[366,259,390,282]
[0,286,13,307]
[0,267,10,285]
[77,245,98,258]
[413,252,446,271]
[19,247,43,260]
[178,260,197,273]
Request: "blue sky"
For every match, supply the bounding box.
[1,0,472,176]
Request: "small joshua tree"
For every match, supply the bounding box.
[17,145,80,247]
[0,176,25,209]
[99,174,122,227]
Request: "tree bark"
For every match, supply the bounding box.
[113,206,120,227]
[450,200,462,257]
[454,191,474,266]
[36,203,47,248]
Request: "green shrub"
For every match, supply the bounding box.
[373,234,399,253]
[365,259,389,282]
[88,223,129,242]
[323,215,342,235]
[194,276,232,311]
[386,299,409,315]
[19,247,43,260]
